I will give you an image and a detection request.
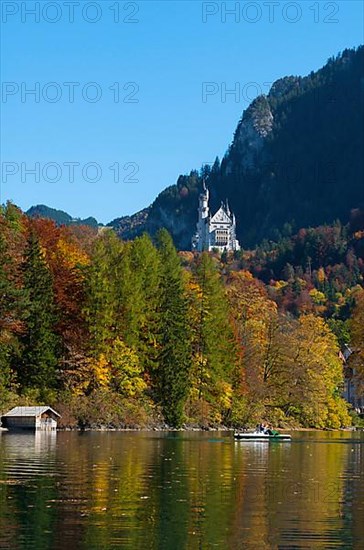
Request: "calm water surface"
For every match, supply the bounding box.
[0,431,363,549]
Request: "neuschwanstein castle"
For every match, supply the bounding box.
[192,182,240,252]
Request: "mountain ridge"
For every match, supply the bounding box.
[27,205,99,228]
[25,46,364,249]
[109,45,364,248]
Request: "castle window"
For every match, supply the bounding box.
[215,229,229,245]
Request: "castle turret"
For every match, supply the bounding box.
[199,179,209,220]
[226,199,231,217]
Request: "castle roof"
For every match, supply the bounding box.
[210,204,232,224]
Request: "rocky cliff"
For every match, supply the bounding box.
[112,46,363,249]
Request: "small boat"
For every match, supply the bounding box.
[234,431,291,441]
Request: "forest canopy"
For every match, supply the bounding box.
[1,202,363,429]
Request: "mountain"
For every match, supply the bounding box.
[109,46,364,249]
[27,205,99,228]
[107,207,150,239]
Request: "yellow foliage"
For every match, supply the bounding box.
[67,341,147,399]
[217,381,233,410]
[238,270,254,280]
[309,288,326,305]
[110,339,147,398]
[91,354,110,388]
[273,280,288,290]
[66,354,111,396]
[317,267,326,283]
[350,287,364,384]
[57,237,90,268]
[296,278,307,289]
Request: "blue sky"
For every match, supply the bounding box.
[1,0,363,223]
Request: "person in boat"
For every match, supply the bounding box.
[265,424,280,436]
[258,423,273,435]
[256,422,278,435]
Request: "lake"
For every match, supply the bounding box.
[0,431,363,549]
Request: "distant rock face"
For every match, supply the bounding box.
[224,77,302,175]
[225,95,273,174]
[236,96,273,143]
[147,205,194,251]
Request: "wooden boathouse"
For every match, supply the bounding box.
[1,406,60,431]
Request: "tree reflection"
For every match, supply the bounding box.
[0,431,363,549]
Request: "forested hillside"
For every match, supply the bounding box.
[110,46,364,249]
[1,203,364,429]
[27,205,99,228]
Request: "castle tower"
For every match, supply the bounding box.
[194,180,210,251]
[199,180,209,221]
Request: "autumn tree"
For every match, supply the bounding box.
[226,271,280,422]
[226,272,350,427]
[350,287,364,394]
[281,315,350,428]
[109,339,146,398]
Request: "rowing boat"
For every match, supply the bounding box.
[234,431,291,441]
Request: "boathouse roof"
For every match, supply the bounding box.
[3,406,61,418]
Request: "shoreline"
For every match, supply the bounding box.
[1,426,361,434]
[57,426,359,433]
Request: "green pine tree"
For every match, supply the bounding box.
[130,234,161,375]
[0,234,17,398]
[84,230,122,356]
[155,229,192,427]
[115,241,144,349]
[19,232,58,392]
[193,253,235,415]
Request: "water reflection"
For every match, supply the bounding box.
[1,431,57,457]
[0,431,363,549]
